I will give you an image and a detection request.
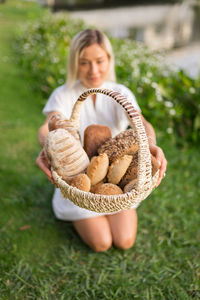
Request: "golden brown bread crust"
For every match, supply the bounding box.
[48,114,80,141]
[119,152,138,188]
[89,180,104,194]
[107,155,133,184]
[119,152,160,188]
[83,124,112,159]
[123,179,138,193]
[97,129,138,163]
[44,128,90,182]
[86,153,109,185]
[70,174,91,192]
[151,154,160,176]
[93,183,123,195]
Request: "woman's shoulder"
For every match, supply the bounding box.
[103,81,135,98]
[104,81,132,92]
[50,84,69,97]
[103,81,140,111]
[49,83,81,100]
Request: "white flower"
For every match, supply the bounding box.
[169,109,176,116]
[151,82,158,88]
[137,87,143,93]
[164,101,173,108]
[167,127,173,134]
[147,72,152,78]
[142,77,151,84]
[156,94,163,102]
[189,87,195,94]
[52,57,59,63]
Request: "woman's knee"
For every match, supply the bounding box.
[114,234,137,250]
[73,217,112,252]
[90,236,112,252]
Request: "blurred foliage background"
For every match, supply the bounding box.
[14,11,200,146]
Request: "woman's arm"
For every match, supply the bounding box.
[38,111,61,147]
[140,114,167,187]
[36,111,61,184]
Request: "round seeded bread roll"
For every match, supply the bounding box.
[98,129,138,163]
[70,174,91,192]
[93,183,123,195]
[86,153,109,185]
[107,155,133,184]
[44,128,90,182]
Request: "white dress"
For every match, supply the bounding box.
[43,80,141,221]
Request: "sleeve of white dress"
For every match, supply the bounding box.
[114,84,141,131]
[42,86,66,116]
[120,85,141,112]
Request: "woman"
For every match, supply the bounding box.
[36,29,167,252]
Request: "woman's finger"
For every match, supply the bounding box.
[36,149,58,187]
[149,144,167,187]
[156,153,167,187]
[35,149,52,178]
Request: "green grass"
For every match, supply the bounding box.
[0,1,200,299]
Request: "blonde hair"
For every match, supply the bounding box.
[66,29,116,88]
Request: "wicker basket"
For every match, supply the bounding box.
[51,88,159,213]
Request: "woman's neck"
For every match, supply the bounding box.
[91,94,96,107]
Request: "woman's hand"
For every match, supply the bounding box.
[149,143,167,187]
[35,148,57,186]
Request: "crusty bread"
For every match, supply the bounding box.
[120,152,160,188]
[48,114,80,141]
[119,152,138,188]
[89,180,104,194]
[70,174,91,192]
[98,129,138,163]
[44,128,90,182]
[83,124,112,159]
[107,155,133,184]
[123,179,138,193]
[93,183,123,195]
[151,154,160,176]
[86,153,109,185]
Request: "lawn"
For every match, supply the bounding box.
[0,1,200,299]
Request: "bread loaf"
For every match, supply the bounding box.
[123,179,138,193]
[70,174,91,192]
[98,129,138,163]
[107,155,133,184]
[48,114,80,141]
[86,153,109,185]
[120,152,160,188]
[83,124,112,159]
[44,128,90,182]
[93,183,123,195]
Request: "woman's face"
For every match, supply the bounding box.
[78,43,110,88]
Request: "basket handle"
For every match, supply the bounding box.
[70,88,152,191]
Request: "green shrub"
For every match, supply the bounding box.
[15,11,88,98]
[113,38,200,145]
[14,10,200,146]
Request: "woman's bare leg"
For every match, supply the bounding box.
[106,209,138,250]
[73,216,112,252]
